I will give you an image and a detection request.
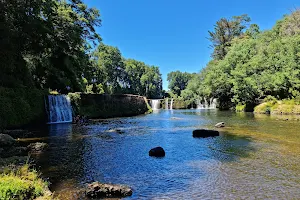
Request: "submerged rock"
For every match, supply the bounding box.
[0,134,16,147]
[107,129,124,134]
[149,147,165,157]
[27,142,48,153]
[193,129,219,138]
[86,182,132,198]
[215,122,225,128]
[171,117,182,120]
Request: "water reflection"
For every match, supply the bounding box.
[32,110,300,199]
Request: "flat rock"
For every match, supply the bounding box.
[86,182,132,198]
[193,129,219,138]
[149,147,165,157]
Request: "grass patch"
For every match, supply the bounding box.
[0,164,52,200]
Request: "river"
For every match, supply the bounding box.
[32,110,300,199]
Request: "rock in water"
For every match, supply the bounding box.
[149,147,165,157]
[215,122,225,128]
[86,182,132,198]
[193,129,219,138]
[27,142,48,153]
[0,134,16,147]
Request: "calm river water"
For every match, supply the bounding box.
[32,110,300,199]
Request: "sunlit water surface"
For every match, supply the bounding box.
[31,110,300,199]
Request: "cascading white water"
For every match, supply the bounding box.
[150,99,161,110]
[209,98,217,109]
[165,98,169,110]
[170,98,173,110]
[47,95,73,124]
[197,99,204,109]
[197,98,217,109]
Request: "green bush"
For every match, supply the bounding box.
[0,87,48,129]
[0,165,50,200]
[235,104,246,112]
[68,92,81,115]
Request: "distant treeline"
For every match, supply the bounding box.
[167,10,300,110]
[1,0,163,99]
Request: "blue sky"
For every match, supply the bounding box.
[85,0,299,90]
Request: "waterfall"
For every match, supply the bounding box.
[197,98,217,109]
[210,98,217,109]
[204,99,209,108]
[150,99,161,110]
[197,99,204,109]
[170,98,173,110]
[165,98,169,110]
[47,95,73,124]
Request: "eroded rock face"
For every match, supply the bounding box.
[0,134,16,147]
[192,129,220,138]
[27,142,48,153]
[149,147,165,157]
[215,122,225,128]
[86,182,132,198]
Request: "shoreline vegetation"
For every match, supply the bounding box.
[0,164,53,200]
[166,10,300,113]
[254,98,300,115]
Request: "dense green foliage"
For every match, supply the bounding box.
[0,165,51,200]
[0,87,47,129]
[179,11,300,110]
[1,0,101,92]
[90,44,163,98]
[167,71,194,96]
[1,0,162,95]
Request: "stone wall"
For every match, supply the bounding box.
[68,93,151,119]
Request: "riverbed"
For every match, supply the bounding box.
[31,110,300,199]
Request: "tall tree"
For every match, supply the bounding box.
[92,43,128,94]
[0,0,101,92]
[167,71,194,96]
[208,14,251,60]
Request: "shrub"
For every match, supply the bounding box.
[0,165,50,200]
[68,92,81,115]
[235,104,246,112]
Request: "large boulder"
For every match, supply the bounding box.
[215,122,225,128]
[0,134,16,147]
[27,142,48,153]
[149,147,165,157]
[193,129,219,138]
[86,182,132,198]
